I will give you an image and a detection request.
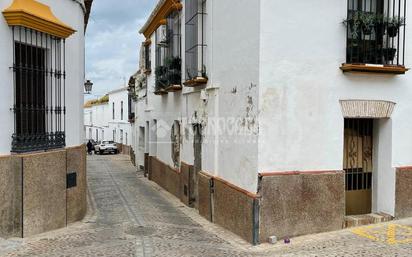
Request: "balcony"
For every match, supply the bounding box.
[155,57,182,95]
[341,1,408,75]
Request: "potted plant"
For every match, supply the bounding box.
[360,12,376,35]
[374,14,385,35]
[343,11,362,38]
[382,47,397,62]
[385,16,405,37]
[155,66,168,93]
[165,57,181,86]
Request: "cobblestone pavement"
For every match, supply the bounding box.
[0,154,411,256]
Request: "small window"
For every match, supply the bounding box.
[121,101,124,120]
[112,102,115,120]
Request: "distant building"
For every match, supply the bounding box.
[130,0,412,244]
[0,0,92,238]
[84,87,132,151]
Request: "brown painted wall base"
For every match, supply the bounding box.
[0,145,87,238]
[198,172,212,221]
[148,157,181,199]
[259,171,345,241]
[197,172,257,244]
[213,178,256,243]
[395,167,412,218]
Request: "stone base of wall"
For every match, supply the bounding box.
[0,145,87,238]
[148,157,181,199]
[117,144,131,156]
[213,177,258,244]
[395,167,412,218]
[66,146,87,224]
[147,160,346,245]
[259,171,345,241]
[197,172,258,244]
[0,156,22,238]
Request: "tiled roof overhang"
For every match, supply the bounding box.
[139,0,182,38]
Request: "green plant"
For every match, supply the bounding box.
[343,11,362,38]
[360,12,375,35]
[385,16,405,27]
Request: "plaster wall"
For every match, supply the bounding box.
[258,0,412,174]
[0,0,85,154]
[372,119,396,215]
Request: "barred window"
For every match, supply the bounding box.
[12,27,66,153]
[185,0,207,80]
[345,0,407,66]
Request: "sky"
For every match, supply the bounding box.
[85,0,156,100]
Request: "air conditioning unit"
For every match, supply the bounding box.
[158,25,169,46]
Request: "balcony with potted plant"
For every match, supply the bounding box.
[341,1,408,75]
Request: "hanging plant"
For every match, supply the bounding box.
[385,16,405,37]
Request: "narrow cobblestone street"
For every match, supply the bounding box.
[0,154,411,257]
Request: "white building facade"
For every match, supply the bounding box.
[84,87,132,147]
[131,0,412,244]
[0,0,91,238]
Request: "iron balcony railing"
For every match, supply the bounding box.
[345,0,407,66]
[155,57,181,91]
[155,9,181,92]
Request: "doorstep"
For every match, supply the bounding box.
[344,213,393,228]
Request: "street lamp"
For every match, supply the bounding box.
[84,80,93,94]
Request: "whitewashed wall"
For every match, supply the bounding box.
[258,0,412,172]
[0,0,85,154]
[108,88,132,145]
[258,0,412,212]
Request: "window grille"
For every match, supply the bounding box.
[155,10,182,91]
[346,0,407,66]
[11,26,66,153]
[185,0,207,80]
[145,44,151,71]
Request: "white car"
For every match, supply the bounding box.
[95,141,118,155]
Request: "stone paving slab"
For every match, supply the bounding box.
[0,154,411,257]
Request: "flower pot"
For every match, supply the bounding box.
[362,25,373,36]
[382,48,397,62]
[374,23,385,35]
[387,25,399,37]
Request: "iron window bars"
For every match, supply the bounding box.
[345,0,406,66]
[155,10,182,92]
[185,0,207,81]
[11,26,66,153]
[344,119,373,191]
[144,44,151,71]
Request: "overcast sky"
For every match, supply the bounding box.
[85,0,156,99]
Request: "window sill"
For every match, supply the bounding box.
[165,84,182,92]
[340,63,409,75]
[154,89,168,96]
[183,77,208,87]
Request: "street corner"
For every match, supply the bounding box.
[351,223,412,245]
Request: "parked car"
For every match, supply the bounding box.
[94,141,118,155]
